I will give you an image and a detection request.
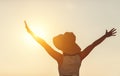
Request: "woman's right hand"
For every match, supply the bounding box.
[24,20,31,33]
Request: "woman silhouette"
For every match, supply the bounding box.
[24,21,116,76]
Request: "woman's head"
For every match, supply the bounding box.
[53,32,81,55]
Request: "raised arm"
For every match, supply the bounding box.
[80,28,117,60]
[24,21,62,63]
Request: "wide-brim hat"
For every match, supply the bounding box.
[53,32,81,54]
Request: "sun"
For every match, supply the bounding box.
[31,26,46,38]
[23,23,47,46]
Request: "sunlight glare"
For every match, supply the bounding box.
[24,23,47,46]
[24,32,37,46]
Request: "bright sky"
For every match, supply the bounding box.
[0,0,120,76]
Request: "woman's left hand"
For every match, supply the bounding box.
[105,28,117,37]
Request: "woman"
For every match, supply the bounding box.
[24,21,116,76]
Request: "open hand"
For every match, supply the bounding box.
[105,28,117,37]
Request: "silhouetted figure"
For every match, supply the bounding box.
[24,21,116,76]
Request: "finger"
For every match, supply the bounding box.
[112,28,116,32]
[24,20,27,25]
[110,28,116,34]
[112,34,116,36]
[111,28,116,31]
[24,22,29,30]
[24,20,28,27]
[106,30,108,33]
[112,32,117,35]
[110,28,115,32]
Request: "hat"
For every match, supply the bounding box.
[53,32,81,54]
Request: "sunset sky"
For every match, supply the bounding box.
[0,0,120,76]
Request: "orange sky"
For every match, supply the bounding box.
[0,0,120,76]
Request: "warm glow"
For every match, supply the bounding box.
[24,23,47,46]
[24,32,36,45]
[31,25,47,39]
